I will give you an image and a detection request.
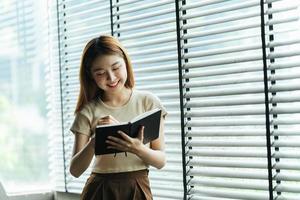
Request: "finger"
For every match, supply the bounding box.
[106,140,124,150]
[106,139,130,150]
[97,118,108,125]
[137,126,145,141]
[117,131,131,141]
[107,135,129,146]
[99,117,108,122]
[98,117,115,125]
[108,115,120,124]
[105,115,115,120]
[99,116,119,125]
[98,121,111,125]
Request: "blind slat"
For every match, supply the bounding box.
[183,17,298,39]
[190,178,268,190]
[190,187,268,200]
[189,150,300,159]
[189,168,268,180]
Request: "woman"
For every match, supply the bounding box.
[69,35,167,200]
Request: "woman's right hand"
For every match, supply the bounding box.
[97,115,119,126]
[93,115,119,146]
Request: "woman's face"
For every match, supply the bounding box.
[90,54,128,94]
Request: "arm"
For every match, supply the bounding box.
[106,117,166,169]
[69,133,95,178]
[70,115,120,177]
[135,117,166,169]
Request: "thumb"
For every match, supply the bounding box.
[137,126,145,141]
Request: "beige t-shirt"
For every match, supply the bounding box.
[70,89,167,173]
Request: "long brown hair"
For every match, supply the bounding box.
[75,35,135,113]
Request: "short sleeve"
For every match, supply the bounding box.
[144,91,168,119]
[70,112,92,136]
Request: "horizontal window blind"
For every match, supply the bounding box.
[112,0,184,199]
[47,0,300,199]
[178,0,300,199]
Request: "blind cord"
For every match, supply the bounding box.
[175,0,188,199]
[260,0,274,199]
[56,0,68,192]
[109,0,114,36]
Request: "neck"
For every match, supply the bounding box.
[101,88,132,107]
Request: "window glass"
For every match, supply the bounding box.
[0,0,50,194]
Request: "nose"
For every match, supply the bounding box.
[107,71,116,81]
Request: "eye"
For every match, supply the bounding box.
[112,65,121,71]
[96,71,105,76]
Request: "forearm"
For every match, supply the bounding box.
[135,145,166,169]
[69,139,95,177]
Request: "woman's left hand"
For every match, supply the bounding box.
[106,126,145,154]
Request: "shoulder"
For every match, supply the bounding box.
[133,89,167,117]
[77,98,99,120]
[71,98,100,135]
[134,89,161,105]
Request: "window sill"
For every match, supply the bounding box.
[54,192,80,200]
[1,182,79,200]
[7,192,53,200]
[0,183,53,200]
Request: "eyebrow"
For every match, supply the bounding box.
[92,61,120,72]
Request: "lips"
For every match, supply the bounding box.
[107,80,119,88]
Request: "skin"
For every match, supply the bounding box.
[69,54,166,178]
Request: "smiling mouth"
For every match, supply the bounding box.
[107,81,119,88]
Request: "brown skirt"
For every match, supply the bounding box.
[80,169,153,200]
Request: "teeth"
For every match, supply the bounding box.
[108,81,118,87]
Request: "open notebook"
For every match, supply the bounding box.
[95,108,162,155]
